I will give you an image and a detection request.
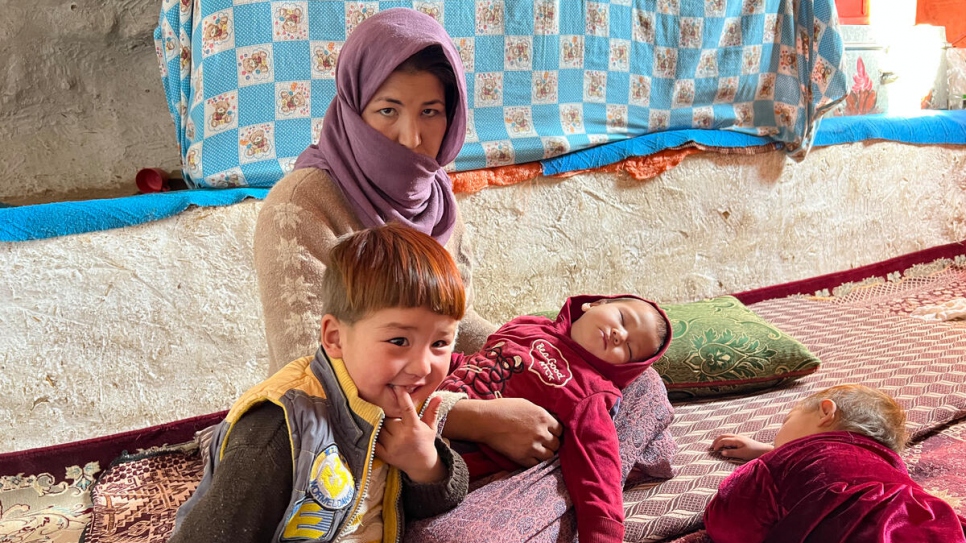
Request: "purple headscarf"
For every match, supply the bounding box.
[294,8,466,244]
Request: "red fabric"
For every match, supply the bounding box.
[0,410,225,478]
[704,431,966,543]
[441,294,671,543]
[732,238,966,305]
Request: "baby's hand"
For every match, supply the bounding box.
[376,391,444,484]
[710,433,774,461]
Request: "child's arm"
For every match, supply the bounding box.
[376,393,448,483]
[401,437,469,520]
[169,403,293,543]
[557,395,626,543]
[711,433,774,461]
[378,391,470,517]
[704,456,780,543]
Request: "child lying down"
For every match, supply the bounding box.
[441,294,672,543]
[706,384,966,543]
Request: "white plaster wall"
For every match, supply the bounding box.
[1,203,265,453]
[464,142,966,323]
[0,0,181,205]
[3,142,965,455]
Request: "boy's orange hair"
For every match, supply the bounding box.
[797,384,908,453]
[321,223,466,324]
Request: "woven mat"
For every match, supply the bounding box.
[83,444,203,543]
[0,444,202,543]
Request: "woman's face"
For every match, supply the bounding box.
[362,70,448,160]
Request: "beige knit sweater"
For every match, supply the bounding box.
[254,168,496,375]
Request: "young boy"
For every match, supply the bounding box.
[170,223,469,543]
[440,294,672,543]
[706,385,966,543]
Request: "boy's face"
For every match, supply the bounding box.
[773,405,827,447]
[321,306,458,418]
[570,299,662,365]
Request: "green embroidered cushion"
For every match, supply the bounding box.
[654,295,820,401]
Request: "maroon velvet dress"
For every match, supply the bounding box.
[704,431,966,543]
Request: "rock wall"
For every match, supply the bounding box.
[0,0,180,205]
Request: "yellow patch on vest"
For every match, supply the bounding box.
[282,497,334,540]
[308,444,354,510]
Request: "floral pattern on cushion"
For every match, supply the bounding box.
[653,296,821,401]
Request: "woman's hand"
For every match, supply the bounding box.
[710,433,774,461]
[376,393,445,484]
[442,397,562,467]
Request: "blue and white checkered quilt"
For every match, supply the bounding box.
[155,0,847,189]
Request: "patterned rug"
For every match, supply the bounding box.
[3,246,965,543]
[0,413,219,543]
[0,464,97,543]
[82,444,203,543]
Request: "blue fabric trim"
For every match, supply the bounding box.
[0,188,268,242]
[811,110,966,147]
[542,110,966,176]
[541,128,775,176]
[3,112,964,243]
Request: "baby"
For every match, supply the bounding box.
[441,294,672,543]
[706,384,966,542]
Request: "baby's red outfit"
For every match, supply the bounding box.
[442,294,671,543]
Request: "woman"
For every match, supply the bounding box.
[254,8,560,469]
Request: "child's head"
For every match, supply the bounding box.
[774,385,908,452]
[318,223,466,417]
[570,296,669,366]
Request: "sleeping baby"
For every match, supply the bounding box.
[440,294,672,543]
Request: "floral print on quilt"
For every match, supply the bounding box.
[0,463,99,543]
[154,0,847,189]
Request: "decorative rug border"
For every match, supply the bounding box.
[734,240,966,305]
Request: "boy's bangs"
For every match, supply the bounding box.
[338,224,466,322]
[360,256,465,320]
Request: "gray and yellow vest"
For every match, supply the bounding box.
[176,350,405,542]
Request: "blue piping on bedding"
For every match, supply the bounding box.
[542,110,966,176]
[0,188,268,242]
[3,111,964,243]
